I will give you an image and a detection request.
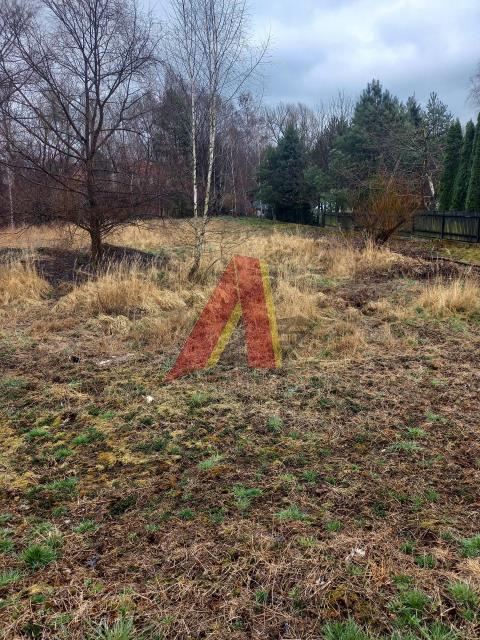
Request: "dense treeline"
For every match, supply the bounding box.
[258,80,480,228]
[439,113,480,213]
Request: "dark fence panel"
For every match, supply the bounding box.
[412,212,480,242]
[312,210,480,243]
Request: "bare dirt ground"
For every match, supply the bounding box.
[0,220,479,640]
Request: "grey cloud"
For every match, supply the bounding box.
[251,0,479,122]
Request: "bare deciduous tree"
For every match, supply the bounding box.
[353,170,422,245]
[0,0,159,261]
[169,0,267,278]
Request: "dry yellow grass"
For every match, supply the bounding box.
[321,238,411,279]
[418,277,480,317]
[0,221,419,364]
[0,224,86,250]
[54,262,186,317]
[0,256,51,305]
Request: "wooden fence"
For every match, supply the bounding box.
[314,211,480,243]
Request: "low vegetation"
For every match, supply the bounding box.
[0,255,50,305]
[0,219,479,639]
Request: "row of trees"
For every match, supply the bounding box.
[438,114,480,212]
[0,0,267,270]
[257,81,457,239]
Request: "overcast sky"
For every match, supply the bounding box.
[247,0,479,122]
[154,0,480,122]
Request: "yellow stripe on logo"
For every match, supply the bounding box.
[206,302,242,368]
[260,261,282,367]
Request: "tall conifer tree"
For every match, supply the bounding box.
[439,119,463,211]
[451,120,475,211]
[257,124,311,223]
[466,114,480,213]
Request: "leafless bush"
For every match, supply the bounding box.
[352,171,422,245]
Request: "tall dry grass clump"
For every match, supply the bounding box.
[0,224,86,250]
[0,256,51,305]
[418,278,480,317]
[321,238,411,279]
[55,262,186,317]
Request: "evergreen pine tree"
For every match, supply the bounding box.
[332,80,410,186]
[451,120,476,211]
[466,113,480,213]
[439,119,463,210]
[257,123,310,223]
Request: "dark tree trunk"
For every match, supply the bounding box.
[89,224,103,265]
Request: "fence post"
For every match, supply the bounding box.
[441,213,445,239]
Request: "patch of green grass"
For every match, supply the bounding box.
[0,528,13,554]
[448,581,478,609]
[232,485,263,512]
[323,619,372,640]
[53,447,74,460]
[425,411,444,423]
[178,508,195,521]
[372,501,388,518]
[392,574,414,589]
[145,523,160,533]
[254,589,268,604]
[390,589,431,625]
[318,397,335,409]
[414,553,436,569]
[266,415,283,432]
[208,508,225,525]
[25,428,50,441]
[29,521,63,549]
[74,520,99,534]
[298,536,317,547]
[459,534,480,558]
[0,514,12,525]
[99,410,116,421]
[325,520,343,533]
[187,392,211,409]
[29,477,78,503]
[198,453,223,471]
[0,569,22,588]
[280,473,296,484]
[289,586,305,612]
[400,541,416,555]
[0,376,28,400]
[390,623,458,639]
[90,617,136,640]
[301,470,318,483]
[21,544,57,570]
[406,427,426,439]
[388,441,422,453]
[72,428,105,446]
[276,505,310,522]
[133,438,166,454]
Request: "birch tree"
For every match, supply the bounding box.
[169,0,267,278]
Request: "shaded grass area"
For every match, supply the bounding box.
[0,221,480,639]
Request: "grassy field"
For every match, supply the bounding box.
[1,219,480,640]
